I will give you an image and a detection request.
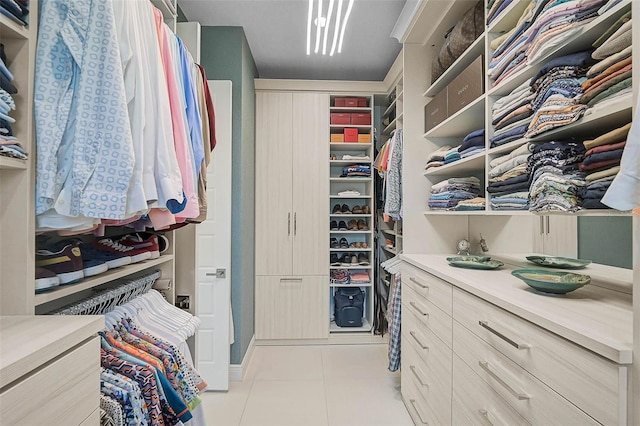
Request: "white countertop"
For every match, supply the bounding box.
[400,254,633,364]
[0,315,104,388]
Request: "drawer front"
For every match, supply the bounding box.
[453,354,530,426]
[453,322,598,425]
[401,367,437,426]
[403,304,452,388]
[403,332,452,425]
[454,287,624,425]
[404,284,452,347]
[403,263,453,315]
[1,336,100,426]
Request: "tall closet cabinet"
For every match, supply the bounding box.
[255,92,330,339]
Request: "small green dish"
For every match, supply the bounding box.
[526,255,591,270]
[447,256,504,270]
[512,269,590,294]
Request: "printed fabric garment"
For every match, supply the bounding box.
[101,349,165,426]
[34,0,135,220]
[385,129,403,220]
[101,367,149,425]
[387,273,401,372]
[100,394,126,426]
[100,409,116,426]
[525,95,587,138]
[101,381,144,426]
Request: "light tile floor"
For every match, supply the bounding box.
[200,344,413,426]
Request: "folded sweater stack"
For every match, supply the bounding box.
[578,14,633,107]
[579,122,631,209]
[490,81,534,147]
[428,177,481,211]
[528,141,587,212]
[488,0,605,87]
[488,143,534,210]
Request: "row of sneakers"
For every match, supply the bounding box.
[331,204,371,215]
[330,253,370,266]
[35,233,166,292]
[330,237,368,249]
[329,219,369,231]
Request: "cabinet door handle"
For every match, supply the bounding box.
[478,321,530,350]
[545,216,550,235]
[409,331,429,350]
[410,301,429,317]
[294,212,297,236]
[288,213,291,236]
[409,399,429,425]
[478,361,530,401]
[409,365,428,388]
[479,409,505,426]
[539,216,544,235]
[409,276,429,290]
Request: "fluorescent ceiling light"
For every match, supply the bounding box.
[329,0,343,56]
[337,0,353,54]
[306,0,313,55]
[322,0,334,55]
[307,0,352,56]
[314,0,323,54]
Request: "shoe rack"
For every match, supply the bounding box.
[328,94,375,333]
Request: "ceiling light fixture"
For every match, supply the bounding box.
[307,0,354,56]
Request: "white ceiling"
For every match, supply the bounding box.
[178,0,405,81]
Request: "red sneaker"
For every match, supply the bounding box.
[90,238,152,263]
[118,234,160,259]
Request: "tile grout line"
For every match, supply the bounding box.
[236,348,259,426]
[321,347,331,426]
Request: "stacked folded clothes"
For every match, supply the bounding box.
[0,44,26,161]
[428,177,481,211]
[444,146,461,164]
[490,81,534,147]
[579,14,632,107]
[424,145,451,170]
[455,197,486,211]
[487,143,534,210]
[488,0,605,87]
[487,0,515,26]
[459,129,486,158]
[0,0,28,26]
[523,51,598,138]
[528,141,587,212]
[341,164,371,177]
[580,123,631,209]
[349,270,371,284]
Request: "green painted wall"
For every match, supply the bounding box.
[578,217,632,269]
[200,27,258,364]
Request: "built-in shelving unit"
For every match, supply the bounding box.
[329,94,375,334]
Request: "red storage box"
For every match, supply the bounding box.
[344,128,358,142]
[335,98,346,107]
[357,98,368,107]
[351,113,371,125]
[330,113,351,125]
[344,98,359,107]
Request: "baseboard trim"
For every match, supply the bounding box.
[229,335,256,382]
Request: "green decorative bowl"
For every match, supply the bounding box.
[526,255,591,270]
[446,256,504,270]
[511,269,590,294]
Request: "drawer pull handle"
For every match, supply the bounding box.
[409,365,429,388]
[409,276,429,290]
[409,399,429,425]
[479,321,530,350]
[479,409,505,426]
[410,302,429,317]
[409,331,429,350]
[478,361,530,401]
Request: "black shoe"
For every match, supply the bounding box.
[340,254,352,266]
[358,253,370,265]
[341,204,351,214]
[332,204,342,214]
[330,220,338,230]
[339,237,349,248]
[338,220,347,231]
[330,238,339,248]
[330,254,341,266]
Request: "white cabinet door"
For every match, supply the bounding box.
[255,92,294,275]
[533,215,578,257]
[292,93,329,275]
[255,275,328,339]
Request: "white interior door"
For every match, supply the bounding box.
[196,81,232,390]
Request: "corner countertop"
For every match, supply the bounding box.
[0,315,104,388]
[400,254,633,364]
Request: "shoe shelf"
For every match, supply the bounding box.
[330,265,372,270]
[330,248,373,252]
[382,246,397,255]
[330,195,372,199]
[34,255,174,306]
[329,230,371,234]
[329,318,372,333]
[0,157,28,170]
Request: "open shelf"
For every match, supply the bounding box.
[487,0,533,34]
[330,248,373,252]
[423,210,488,216]
[423,152,485,177]
[329,283,373,288]
[329,230,372,234]
[330,106,373,113]
[0,14,29,39]
[330,214,373,218]
[0,156,28,170]
[330,318,372,333]
[424,34,486,98]
[330,143,372,151]
[382,246,397,255]
[330,159,371,165]
[488,1,632,97]
[424,95,485,138]
[150,0,177,17]
[330,265,372,270]
[34,255,174,306]
[330,177,372,182]
[330,125,372,130]
[488,139,529,156]
[330,195,372,199]
[382,99,397,119]
[383,119,397,135]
